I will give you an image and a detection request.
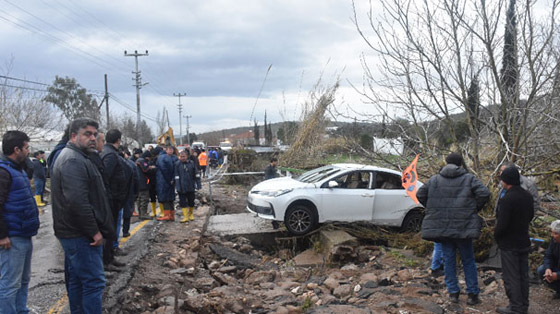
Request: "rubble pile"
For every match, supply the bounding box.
[109,186,560,314]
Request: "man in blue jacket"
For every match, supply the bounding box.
[0,130,40,314]
[418,152,490,306]
[156,145,176,221]
[537,220,560,299]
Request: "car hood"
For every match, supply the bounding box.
[250,177,313,191]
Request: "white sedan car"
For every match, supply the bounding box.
[247,163,424,235]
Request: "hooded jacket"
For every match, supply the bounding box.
[174,159,197,193]
[51,143,115,241]
[418,164,490,242]
[156,151,176,202]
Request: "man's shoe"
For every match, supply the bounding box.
[122,232,131,238]
[430,267,444,278]
[467,293,480,305]
[449,292,459,303]
[104,264,123,272]
[112,259,126,267]
[496,306,514,314]
[114,248,127,256]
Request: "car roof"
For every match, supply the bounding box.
[331,163,403,176]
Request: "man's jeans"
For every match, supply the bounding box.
[34,178,45,196]
[441,239,479,295]
[0,236,33,314]
[59,237,105,314]
[431,242,443,270]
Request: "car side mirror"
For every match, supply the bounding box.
[328,181,339,188]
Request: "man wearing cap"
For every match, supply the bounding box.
[494,166,534,314]
[418,152,490,305]
[496,162,539,214]
[537,220,560,299]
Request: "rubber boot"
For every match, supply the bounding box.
[157,210,171,221]
[180,208,189,223]
[34,195,46,207]
[150,202,157,217]
[189,207,194,221]
[169,210,175,222]
[159,203,165,217]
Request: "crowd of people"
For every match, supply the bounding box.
[0,122,558,313]
[418,152,556,314]
[0,119,210,313]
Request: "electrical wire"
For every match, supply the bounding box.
[0,75,48,86]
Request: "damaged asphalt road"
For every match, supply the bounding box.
[26,205,160,314]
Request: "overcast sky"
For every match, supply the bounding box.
[0,0,375,135]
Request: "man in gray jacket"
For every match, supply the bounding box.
[418,153,490,306]
[51,118,114,314]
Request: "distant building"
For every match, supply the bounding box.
[373,137,404,156]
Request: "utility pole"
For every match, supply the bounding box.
[124,50,149,146]
[184,115,192,145]
[104,74,109,129]
[174,92,187,145]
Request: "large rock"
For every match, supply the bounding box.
[292,249,326,266]
[332,284,353,298]
[309,304,373,314]
[323,277,340,291]
[245,270,276,284]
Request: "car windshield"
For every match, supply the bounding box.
[296,165,342,183]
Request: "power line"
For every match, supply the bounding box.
[0,75,48,86]
[0,83,47,92]
[108,93,158,123]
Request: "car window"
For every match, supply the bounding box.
[297,165,342,183]
[331,171,371,189]
[374,171,403,189]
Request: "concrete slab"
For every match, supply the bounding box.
[320,230,358,251]
[206,213,277,237]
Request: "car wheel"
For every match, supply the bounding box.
[284,204,317,236]
[400,210,424,233]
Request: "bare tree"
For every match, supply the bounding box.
[352,0,559,178]
[0,64,63,138]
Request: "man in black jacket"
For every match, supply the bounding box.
[494,166,534,314]
[418,153,490,305]
[51,118,114,313]
[31,151,46,207]
[537,220,560,299]
[100,129,128,266]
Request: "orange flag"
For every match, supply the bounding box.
[402,154,420,204]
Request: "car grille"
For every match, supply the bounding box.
[248,201,275,217]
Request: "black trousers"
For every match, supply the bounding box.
[148,182,157,203]
[178,192,195,208]
[103,199,122,265]
[500,248,530,313]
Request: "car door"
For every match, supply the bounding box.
[319,170,375,222]
[371,170,411,226]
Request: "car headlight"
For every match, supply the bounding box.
[253,189,293,197]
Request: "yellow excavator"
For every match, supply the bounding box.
[156,127,176,147]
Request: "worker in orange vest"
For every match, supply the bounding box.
[198,148,207,178]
